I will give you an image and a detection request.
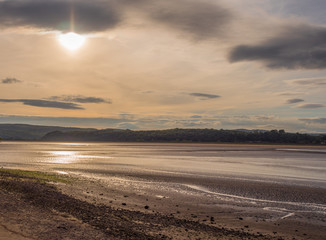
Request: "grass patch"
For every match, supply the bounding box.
[0,168,69,184]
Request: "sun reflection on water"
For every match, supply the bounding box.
[43,150,113,164]
[48,151,78,164]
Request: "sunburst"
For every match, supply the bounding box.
[58,32,86,51]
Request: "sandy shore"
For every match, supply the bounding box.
[0,169,325,239]
[0,225,33,240]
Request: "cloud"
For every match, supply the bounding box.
[48,95,112,104]
[269,0,326,25]
[299,118,326,124]
[278,92,303,96]
[139,0,232,39]
[0,0,232,39]
[229,25,326,69]
[292,78,326,86]
[286,98,304,104]
[189,92,221,99]
[0,0,120,33]
[1,77,22,84]
[0,99,83,110]
[297,103,325,109]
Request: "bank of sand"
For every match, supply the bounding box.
[0,225,33,240]
[0,169,325,239]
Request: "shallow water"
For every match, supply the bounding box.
[1,142,325,188]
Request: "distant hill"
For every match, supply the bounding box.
[1,124,325,144]
[0,124,96,140]
[42,128,326,145]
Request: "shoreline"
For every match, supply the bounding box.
[2,140,326,148]
[0,169,276,239]
[1,169,325,239]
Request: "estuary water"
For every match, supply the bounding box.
[1,141,325,188]
[1,141,326,217]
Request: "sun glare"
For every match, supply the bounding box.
[58,32,86,51]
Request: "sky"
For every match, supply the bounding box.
[0,0,326,132]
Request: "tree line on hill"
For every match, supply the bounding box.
[0,124,95,140]
[41,128,326,144]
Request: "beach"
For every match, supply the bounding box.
[0,142,325,239]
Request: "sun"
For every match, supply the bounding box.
[58,32,86,51]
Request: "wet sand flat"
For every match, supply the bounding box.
[0,170,280,240]
[55,168,326,240]
[0,142,325,239]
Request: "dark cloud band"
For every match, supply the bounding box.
[1,77,22,84]
[286,98,304,104]
[0,99,83,110]
[293,78,326,86]
[189,92,220,99]
[297,103,325,109]
[229,25,326,70]
[0,0,120,33]
[0,0,231,39]
[49,95,112,104]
